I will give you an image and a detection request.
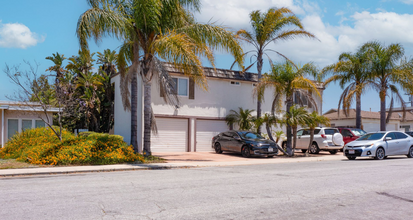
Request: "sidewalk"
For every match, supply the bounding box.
[0,152,346,177]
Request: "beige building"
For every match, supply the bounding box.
[0,101,60,146]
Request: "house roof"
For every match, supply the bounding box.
[0,100,60,113]
[112,63,326,89]
[324,109,402,121]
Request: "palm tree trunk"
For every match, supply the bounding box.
[292,127,297,156]
[143,81,152,156]
[266,124,287,155]
[286,96,293,156]
[356,92,362,129]
[256,50,263,133]
[380,86,386,131]
[307,128,315,153]
[130,72,139,153]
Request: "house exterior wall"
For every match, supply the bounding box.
[329,118,400,133]
[112,73,323,151]
[1,109,53,145]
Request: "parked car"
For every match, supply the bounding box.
[338,128,367,145]
[405,131,413,137]
[281,127,344,154]
[212,131,278,158]
[343,131,413,160]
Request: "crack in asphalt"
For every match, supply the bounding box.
[377,192,413,203]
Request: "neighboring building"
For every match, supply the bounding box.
[385,106,413,132]
[324,109,402,132]
[0,101,60,146]
[111,64,325,152]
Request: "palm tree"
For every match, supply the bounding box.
[322,47,370,129]
[362,41,413,130]
[304,111,330,154]
[261,113,286,154]
[256,61,321,156]
[235,7,316,133]
[225,108,255,131]
[77,0,243,155]
[283,105,308,155]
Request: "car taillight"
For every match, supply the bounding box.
[321,134,326,139]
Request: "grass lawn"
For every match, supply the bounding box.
[0,159,47,169]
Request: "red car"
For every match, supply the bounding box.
[338,128,367,145]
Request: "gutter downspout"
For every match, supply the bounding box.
[1,109,4,147]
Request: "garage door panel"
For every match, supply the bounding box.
[151,118,188,152]
[196,120,228,152]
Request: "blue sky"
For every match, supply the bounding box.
[2,0,413,113]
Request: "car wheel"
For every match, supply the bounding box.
[214,143,223,154]
[347,156,356,160]
[301,149,307,153]
[375,147,385,160]
[329,150,338,155]
[268,155,274,158]
[407,146,413,158]
[309,143,320,154]
[241,146,251,158]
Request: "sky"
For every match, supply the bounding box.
[2,0,413,113]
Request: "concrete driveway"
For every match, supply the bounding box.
[153,151,346,164]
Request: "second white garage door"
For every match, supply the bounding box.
[151,118,188,152]
[196,120,228,152]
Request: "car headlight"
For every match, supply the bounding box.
[363,144,374,148]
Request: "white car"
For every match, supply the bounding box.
[282,127,344,154]
[343,131,413,160]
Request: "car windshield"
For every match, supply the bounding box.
[357,133,385,141]
[239,132,265,140]
[350,129,367,136]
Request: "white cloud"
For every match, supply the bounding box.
[0,21,45,49]
[400,0,413,4]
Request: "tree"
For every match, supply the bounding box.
[283,105,308,155]
[256,61,321,156]
[322,46,370,129]
[235,7,316,133]
[362,41,413,131]
[261,113,287,154]
[77,0,243,155]
[225,108,255,131]
[304,111,330,154]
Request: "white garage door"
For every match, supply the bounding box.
[151,118,188,152]
[196,120,228,152]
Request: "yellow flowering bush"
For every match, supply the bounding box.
[0,127,144,165]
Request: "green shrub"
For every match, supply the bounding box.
[0,128,143,165]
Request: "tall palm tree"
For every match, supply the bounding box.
[235,7,316,133]
[77,0,243,155]
[283,105,308,155]
[362,41,413,130]
[322,47,370,129]
[304,111,330,154]
[256,61,321,156]
[225,108,255,131]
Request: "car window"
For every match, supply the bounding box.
[357,133,385,140]
[302,129,310,135]
[238,131,265,140]
[341,129,352,137]
[223,132,233,137]
[324,129,338,135]
[297,130,304,136]
[350,129,366,136]
[405,132,413,137]
[314,129,321,134]
[230,132,240,138]
[385,132,397,140]
[395,132,408,139]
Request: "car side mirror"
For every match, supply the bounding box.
[385,137,392,141]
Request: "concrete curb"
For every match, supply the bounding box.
[0,155,346,177]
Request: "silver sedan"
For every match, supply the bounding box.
[343,131,413,160]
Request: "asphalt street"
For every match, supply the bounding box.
[1,157,413,220]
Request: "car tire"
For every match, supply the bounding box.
[407,146,413,158]
[375,147,385,160]
[241,146,251,158]
[329,150,338,155]
[214,143,223,154]
[347,156,356,160]
[268,155,274,158]
[301,149,307,153]
[309,142,320,154]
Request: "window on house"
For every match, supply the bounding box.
[35,120,46,128]
[172,77,188,96]
[230,81,241,86]
[8,119,18,140]
[22,120,32,131]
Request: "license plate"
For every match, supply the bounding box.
[349,150,355,154]
[268,147,273,152]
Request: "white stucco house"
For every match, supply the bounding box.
[111,64,324,152]
[0,101,60,146]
